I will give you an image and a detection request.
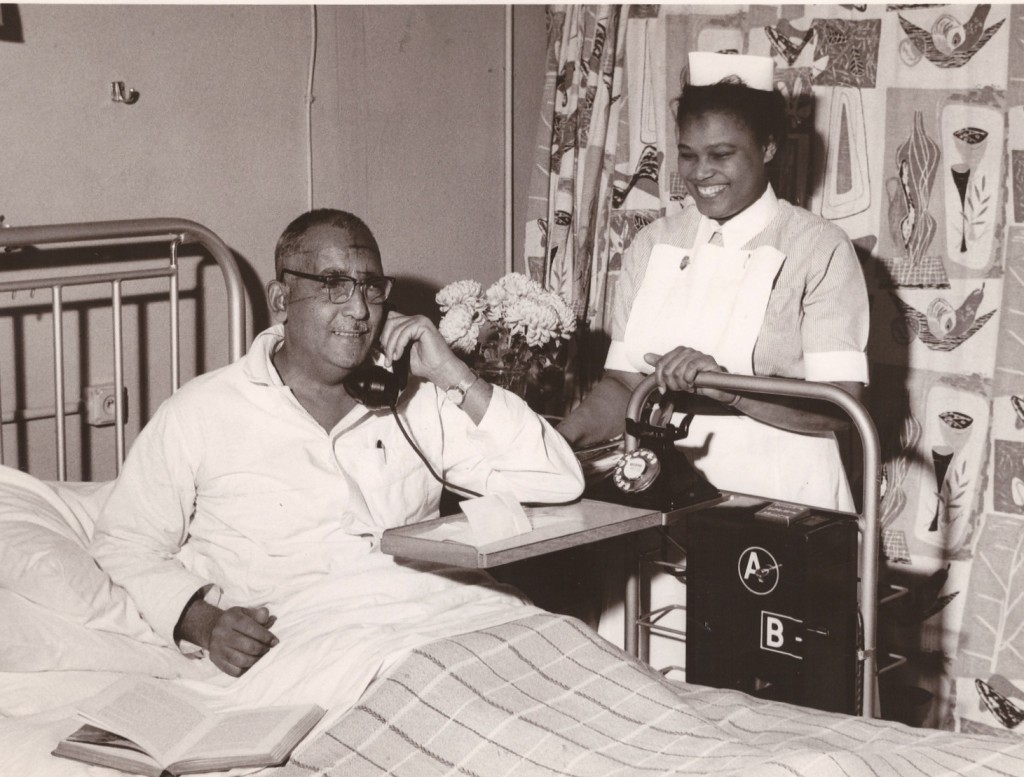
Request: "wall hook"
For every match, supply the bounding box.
[110,81,140,105]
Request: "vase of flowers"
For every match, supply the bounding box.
[436,273,576,408]
[476,363,530,397]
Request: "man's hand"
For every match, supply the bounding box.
[378,311,473,386]
[378,310,492,423]
[178,598,279,677]
[206,606,279,677]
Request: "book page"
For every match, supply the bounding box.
[77,678,213,765]
[65,724,150,754]
[179,704,315,765]
[54,725,164,777]
[182,707,311,761]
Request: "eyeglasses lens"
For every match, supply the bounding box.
[326,277,392,304]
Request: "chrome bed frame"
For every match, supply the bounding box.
[0,219,245,480]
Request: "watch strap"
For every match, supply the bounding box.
[448,371,478,407]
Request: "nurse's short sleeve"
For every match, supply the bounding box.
[801,231,869,384]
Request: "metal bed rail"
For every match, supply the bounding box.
[0,218,246,480]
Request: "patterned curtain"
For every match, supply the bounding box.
[522,5,628,402]
[524,4,1024,735]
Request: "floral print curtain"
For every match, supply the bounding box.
[523,3,1024,734]
[522,5,628,399]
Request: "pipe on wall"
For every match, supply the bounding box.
[505,5,513,275]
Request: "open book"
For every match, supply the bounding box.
[51,676,325,776]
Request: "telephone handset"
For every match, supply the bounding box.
[343,346,410,409]
[583,373,722,511]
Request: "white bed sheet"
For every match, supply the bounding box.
[2,568,540,776]
[0,463,545,775]
[0,670,124,776]
[0,670,125,718]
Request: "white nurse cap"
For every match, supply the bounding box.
[687,52,775,92]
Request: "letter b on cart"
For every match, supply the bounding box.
[760,611,802,659]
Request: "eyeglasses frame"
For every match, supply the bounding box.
[279,268,395,305]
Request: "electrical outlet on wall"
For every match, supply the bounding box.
[84,384,127,427]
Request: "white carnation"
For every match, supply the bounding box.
[438,304,480,353]
[545,292,577,335]
[529,302,563,347]
[486,273,543,321]
[436,280,483,313]
[500,297,527,332]
[491,272,540,299]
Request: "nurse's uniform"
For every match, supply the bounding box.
[598,185,870,669]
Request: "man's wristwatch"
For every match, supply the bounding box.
[445,371,479,407]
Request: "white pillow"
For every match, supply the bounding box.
[0,465,163,643]
[0,465,91,543]
[46,478,116,541]
[0,590,210,677]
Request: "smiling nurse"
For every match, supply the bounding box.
[558,52,870,513]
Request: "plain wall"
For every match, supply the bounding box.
[0,4,547,478]
[1,4,313,477]
[311,4,507,316]
[512,5,549,275]
[1,4,312,325]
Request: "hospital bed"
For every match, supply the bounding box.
[2,219,1024,776]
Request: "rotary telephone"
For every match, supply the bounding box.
[584,374,722,511]
[343,345,410,410]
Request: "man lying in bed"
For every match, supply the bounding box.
[90,209,583,708]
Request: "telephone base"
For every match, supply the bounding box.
[584,455,721,513]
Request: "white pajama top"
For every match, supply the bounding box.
[91,325,585,647]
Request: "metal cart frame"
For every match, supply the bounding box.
[621,371,882,718]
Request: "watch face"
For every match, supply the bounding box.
[446,387,464,405]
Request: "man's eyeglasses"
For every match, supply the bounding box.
[280,269,395,305]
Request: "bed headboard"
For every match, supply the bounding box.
[0,219,246,481]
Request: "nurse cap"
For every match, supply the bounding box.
[687,52,775,92]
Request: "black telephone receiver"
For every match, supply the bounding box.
[582,375,722,511]
[343,345,410,410]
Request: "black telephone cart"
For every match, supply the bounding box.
[616,372,896,718]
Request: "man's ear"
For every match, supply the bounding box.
[763,139,778,165]
[267,279,288,323]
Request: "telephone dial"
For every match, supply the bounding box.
[584,373,721,511]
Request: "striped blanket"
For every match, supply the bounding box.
[261,614,1024,776]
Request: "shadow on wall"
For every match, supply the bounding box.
[857,227,963,729]
[0,4,24,43]
[231,250,269,336]
[389,276,447,322]
[791,106,967,727]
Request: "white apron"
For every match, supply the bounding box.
[621,241,854,512]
